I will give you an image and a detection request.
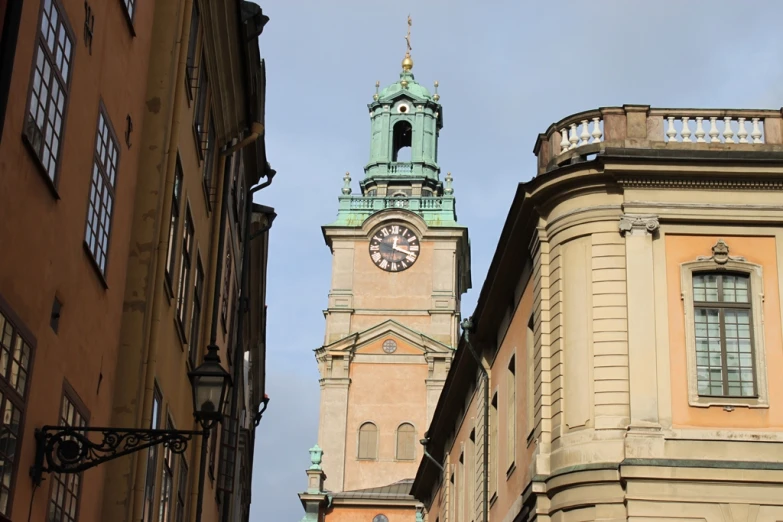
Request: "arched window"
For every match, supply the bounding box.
[392,120,412,162]
[396,423,415,460]
[373,515,389,522]
[358,422,378,460]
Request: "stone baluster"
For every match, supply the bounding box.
[681,116,692,142]
[591,117,602,143]
[722,117,735,143]
[568,123,578,150]
[737,117,749,143]
[709,117,720,142]
[560,129,569,154]
[579,120,590,145]
[666,116,677,141]
[694,117,706,142]
[751,118,763,143]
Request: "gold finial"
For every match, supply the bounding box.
[402,15,414,71]
[433,80,440,101]
[373,80,380,101]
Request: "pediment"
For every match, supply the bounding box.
[320,319,452,356]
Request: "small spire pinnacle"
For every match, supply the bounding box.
[433,80,440,102]
[402,15,414,71]
[373,80,380,101]
[444,172,454,195]
[342,172,352,195]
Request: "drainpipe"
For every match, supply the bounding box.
[461,317,489,522]
[419,436,445,474]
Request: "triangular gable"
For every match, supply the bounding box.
[318,319,452,356]
[379,89,427,105]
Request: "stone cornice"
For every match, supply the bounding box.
[616,176,783,190]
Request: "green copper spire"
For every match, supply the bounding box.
[327,17,459,228]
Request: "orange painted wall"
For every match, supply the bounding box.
[666,234,783,428]
[344,354,429,491]
[325,504,416,522]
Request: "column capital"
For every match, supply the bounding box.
[619,214,659,236]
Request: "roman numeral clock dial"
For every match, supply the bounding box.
[368,224,420,272]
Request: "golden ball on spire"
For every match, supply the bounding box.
[402,52,414,71]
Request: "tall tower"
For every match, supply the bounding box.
[315,34,471,496]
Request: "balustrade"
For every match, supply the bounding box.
[662,114,765,144]
[559,117,603,154]
[388,162,413,174]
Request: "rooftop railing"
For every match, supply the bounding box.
[533,105,783,175]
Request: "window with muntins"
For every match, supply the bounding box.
[358,422,377,460]
[185,1,200,98]
[0,310,33,517]
[25,0,74,183]
[221,253,231,330]
[489,393,498,497]
[142,386,162,522]
[84,107,119,276]
[176,209,194,332]
[193,57,208,145]
[165,158,184,285]
[396,423,415,460]
[47,391,86,522]
[188,257,204,366]
[693,273,756,397]
[506,354,515,472]
[158,417,175,522]
[202,114,216,193]
[174,456,188,522]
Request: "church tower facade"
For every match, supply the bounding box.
[314,44,471,500]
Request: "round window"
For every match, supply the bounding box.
[382,340,397,353]
[373,515,389,522]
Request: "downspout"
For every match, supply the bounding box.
[419,436,445,474]
[461,317,489,522]
[130,1,193,520]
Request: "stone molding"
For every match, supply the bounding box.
[619,214,660,236]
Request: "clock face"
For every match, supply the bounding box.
[369,224,420,272]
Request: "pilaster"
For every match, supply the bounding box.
[619,214,662,431]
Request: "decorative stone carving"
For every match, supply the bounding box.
[341,172,352,195]
[619,214,659,236]
[696,238,745,265]
[309,444,323,470]
[444,172,454,195]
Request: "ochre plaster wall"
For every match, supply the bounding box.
[344,357,429,491]
[325,505,416,522]
[666,234,783,429]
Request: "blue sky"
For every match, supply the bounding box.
[249,1,782,520]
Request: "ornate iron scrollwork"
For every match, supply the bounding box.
[31,426,204,485]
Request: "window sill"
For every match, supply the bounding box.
[506,462,516,479]
[691,396,768,409]
[119,3,137,37]
[83,242,109,289]
[22,133,61,200]
[489,491,498,508]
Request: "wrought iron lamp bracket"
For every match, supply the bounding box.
[31,425,204,486]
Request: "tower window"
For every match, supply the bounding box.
[396,423,415,460]
[357,422,378,460]
[382,340,397,353]
[392,120,412,162]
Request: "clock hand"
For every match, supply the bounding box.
[393,245,413,255]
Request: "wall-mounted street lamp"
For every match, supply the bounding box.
[31,344,232,522]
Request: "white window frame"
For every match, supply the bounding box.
[680,240,768,409]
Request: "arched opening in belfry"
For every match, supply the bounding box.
[392,120,412,162]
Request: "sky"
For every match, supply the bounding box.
[248,1,783,520]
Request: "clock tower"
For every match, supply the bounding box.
[312,38,471,502]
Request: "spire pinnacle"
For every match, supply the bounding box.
[402,15,413,71]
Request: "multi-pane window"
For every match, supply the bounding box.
[506,354,516,470]
[0,310,33,517]
[176,209,194,330]
[174,456,188,522]
[396,423,415,461]
[489,393,498,496]
[218,412,238,495]
[193,56,208,140]
[188,257,204,366]
[203,114,216,190]
[221,253,231,329]
[122,0,135,23]
[85,108,119,275]
[208,423,218,479]
[25,0,74,182]
[693,273,756,397]
[185,1,200,98]
[358,422,377,460]
[142,387,162,522]
[158,417,175,522]
[165,159,184,285]
[48,393,86,522]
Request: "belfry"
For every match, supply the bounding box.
[298,17,471,522]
